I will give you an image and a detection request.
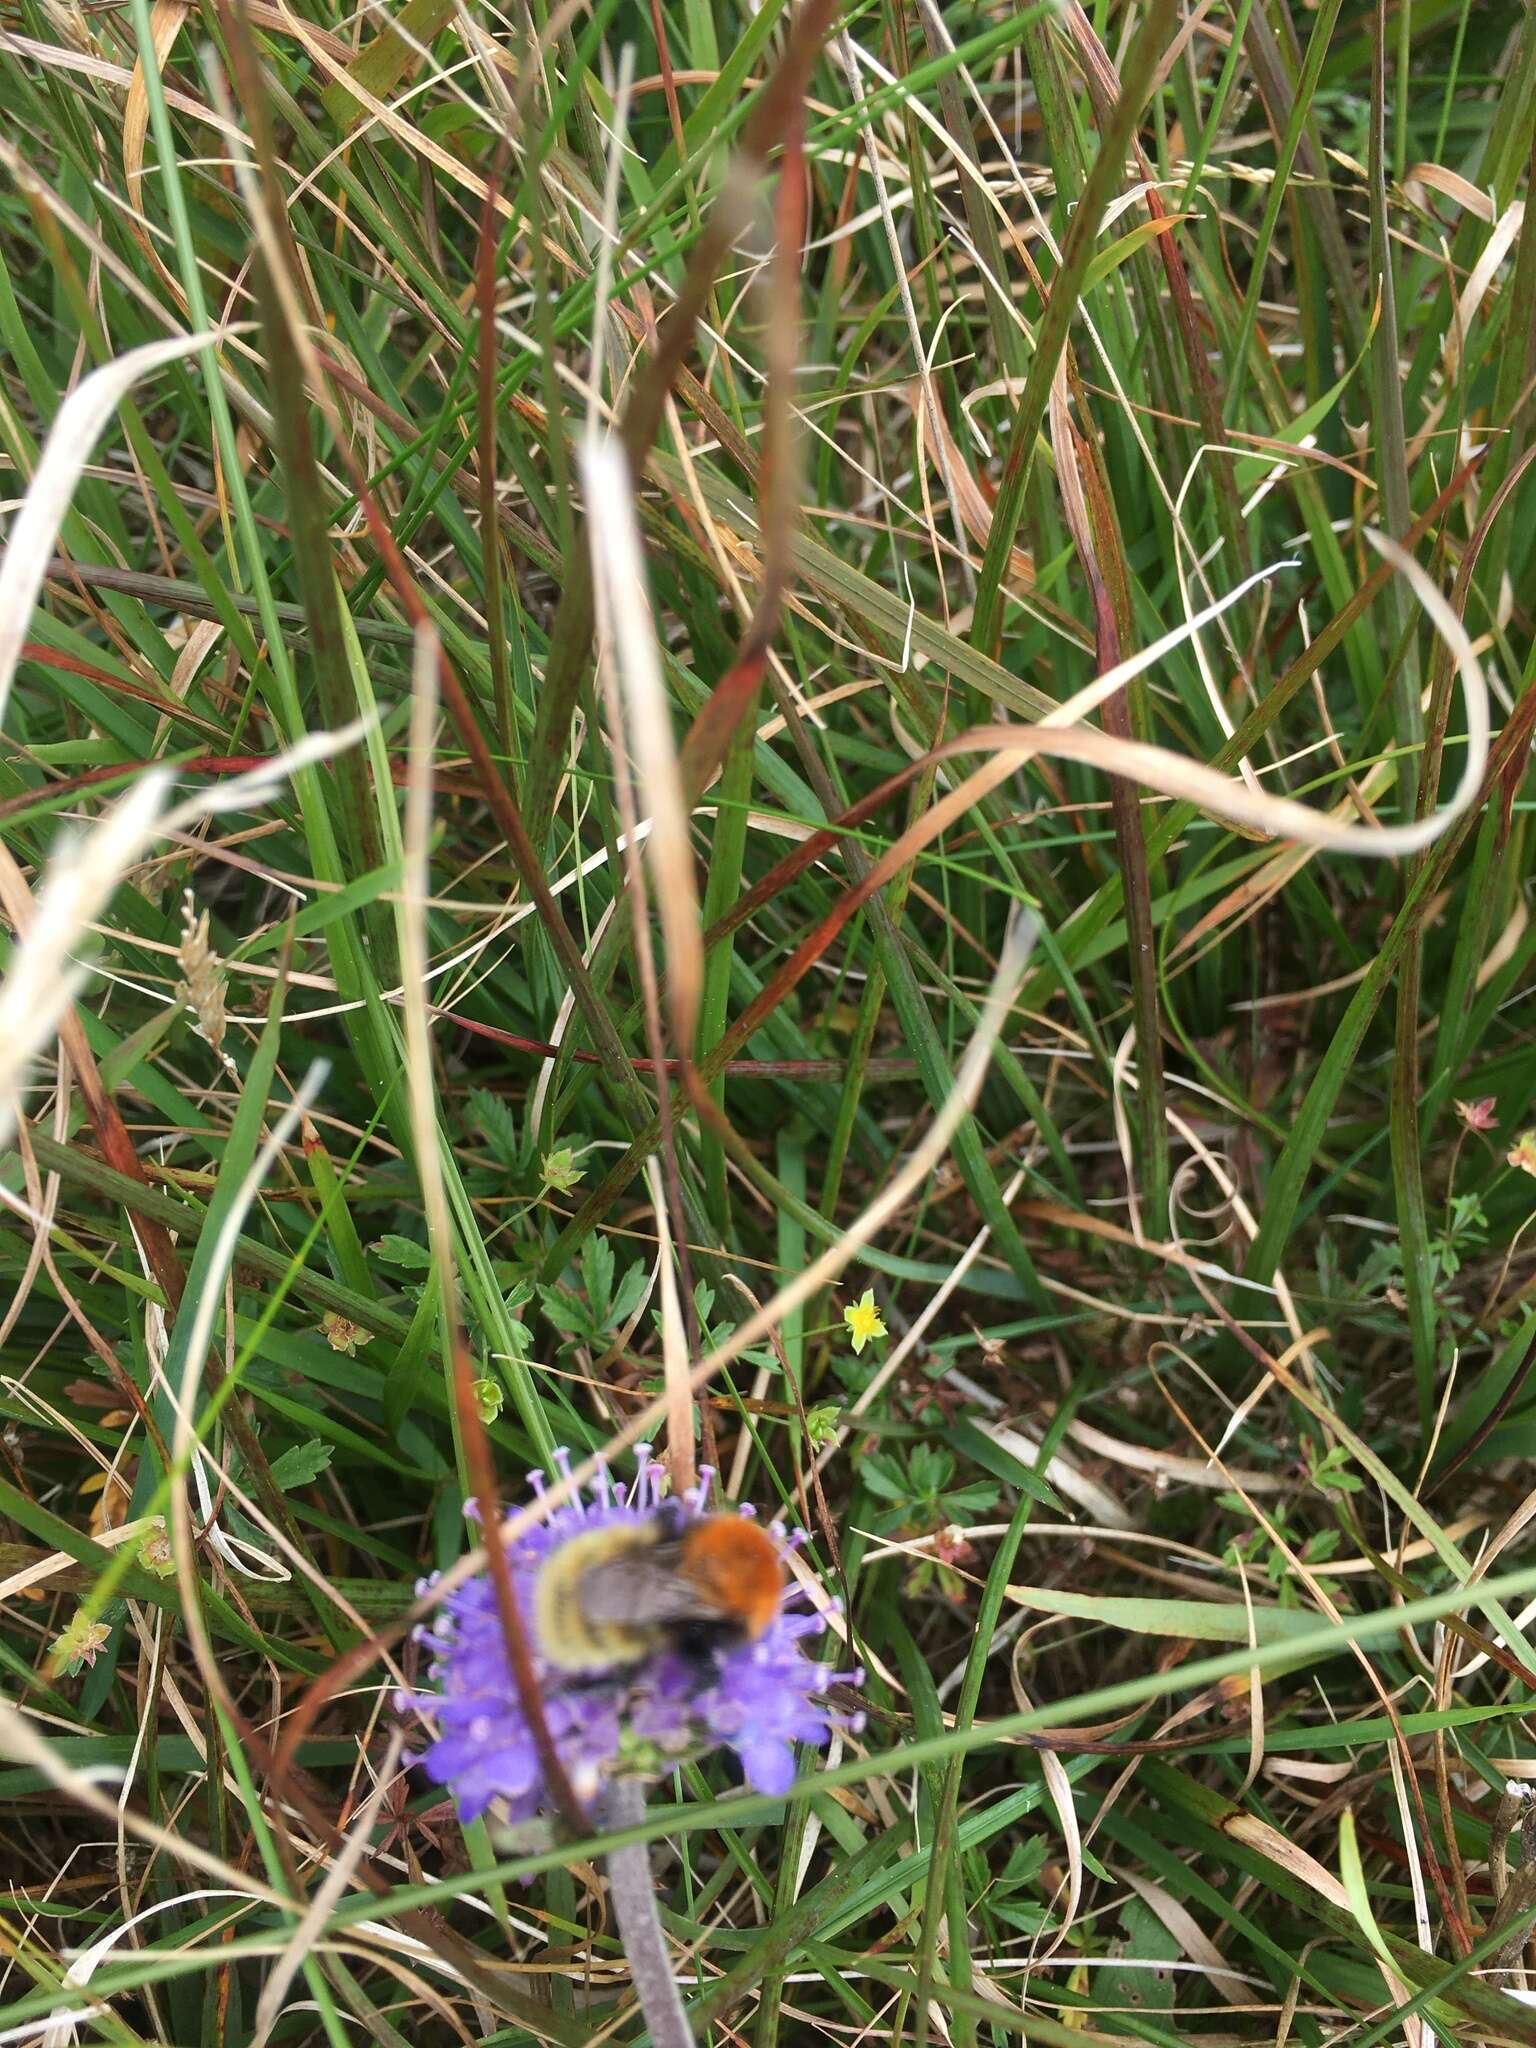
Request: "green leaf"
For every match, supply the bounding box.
[907,1443,954,1496]
[1097,1897,1180,2014]
[384,1268,442,1439]
[1008,1586,1329,1644]
[467,1087,520,1167]
[268,1439,335,1491]
[538,1285,595,1340]
[373,1234,433,1272]
[1233,295,1380,492]
[610,1259,650,1329]
[1338,1808,1397,1971]
[1081,212,1192,296]
[950,1421,1068,1516]
[860,1455,909,1502]
[581,1233,615,1325]
[941,1482,1001,1519]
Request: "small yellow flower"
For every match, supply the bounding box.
[51,1611,111,1676]
[1509,1131,1536,1177]
[541,1147,584,1196]
[843,1288,887,1355]
[321,1311,371,1355]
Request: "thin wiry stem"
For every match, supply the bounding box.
[603,1778,694,2048]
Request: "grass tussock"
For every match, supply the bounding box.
[2,0,1536,2041]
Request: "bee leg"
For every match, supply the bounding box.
[652,1498,691,1542]
[559,1666,633,1695]
[670,1616,744,1665]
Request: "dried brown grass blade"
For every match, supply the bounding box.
[584,431,703,1057]
[123,0,190,302]
[0,330,220,729]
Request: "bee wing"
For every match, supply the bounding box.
[577,1542,722,1629]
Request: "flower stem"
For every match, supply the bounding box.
[603,1777,694,2048]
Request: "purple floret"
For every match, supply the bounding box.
[697,1614,845,1798]
[400,1445,863,1823]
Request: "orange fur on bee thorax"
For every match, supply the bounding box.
[679,1516,784,1639]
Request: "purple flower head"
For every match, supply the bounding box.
[400,1446,863,1823]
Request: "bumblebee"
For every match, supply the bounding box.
[534,1506,783,1673]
